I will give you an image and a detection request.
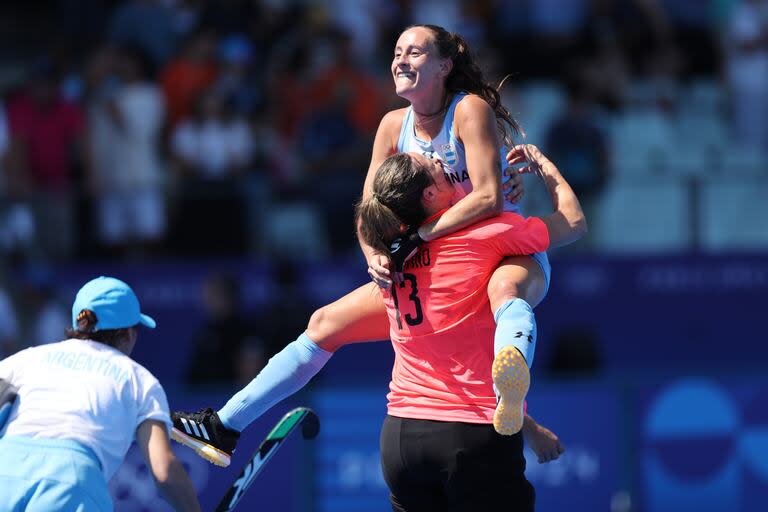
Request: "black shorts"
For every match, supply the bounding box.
[380,415,535,512]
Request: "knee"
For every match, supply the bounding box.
[306,307,330,345]
[305,306,343,351]
[488,258,547,310]
[487,277,521,309]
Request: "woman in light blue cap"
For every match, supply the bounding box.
[0,276,200,511]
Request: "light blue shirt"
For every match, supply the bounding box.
[397,92,521,214]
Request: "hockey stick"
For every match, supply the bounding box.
[215,407,320,512]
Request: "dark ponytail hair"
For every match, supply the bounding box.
[407,24,522,147]
[356,153,433,258]
[65,309,133,348]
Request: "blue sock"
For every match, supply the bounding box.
[493,299,536,368]
[217,333,332,432]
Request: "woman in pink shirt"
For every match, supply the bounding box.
[355,145,584,511]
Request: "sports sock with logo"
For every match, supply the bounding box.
[493,298,537,367]
[217,333,332,432]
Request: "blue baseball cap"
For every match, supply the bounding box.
[71,276,156,331]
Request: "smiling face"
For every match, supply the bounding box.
[409,152,455,213]
[391,27,451,103]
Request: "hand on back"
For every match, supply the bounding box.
[368,253,393,289]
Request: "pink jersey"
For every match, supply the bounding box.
[383,212,549,424]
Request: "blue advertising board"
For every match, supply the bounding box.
[54,376,768,511]
[524,382,622,511]
[533,253,768,371]
[310,383,622,512]
[16,255,767,510]
[37,254,768,385]
[637,376,768,512]
[311,388,391,512]
[111,392,313,512]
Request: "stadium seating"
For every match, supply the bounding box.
[593,177,693,252]
[260,201,331,259]
[699,178,768,250]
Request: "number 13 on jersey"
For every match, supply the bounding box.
[392,273,423,329]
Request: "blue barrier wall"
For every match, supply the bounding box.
[108,375,768,511]
[15,255,768,510]
[637,376,768,512]
[112,393,312,512]
[42,254,768,386]
[307,376,767,512]
[310,384,622,512]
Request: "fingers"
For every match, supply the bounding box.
[507,153,528,166]
[369,273,391,290]
[539,439,565,463]
[369,261,390,277]
[368,265,392,290]
[506,151,534,168]
[502,172,521,188]
[502,171,524,202]
[518,144,541,161]
[537,450,559,464]
[506,144,543,165]
[505,186,523,203]
[502,179,520,193]
[538,452,557,463]
[511,164,535,175]
[506,152,527,166]
[505,145,526,159]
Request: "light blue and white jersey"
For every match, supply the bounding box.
[0,338,171,480]
[396,92,551,296]
[397,92,521,214]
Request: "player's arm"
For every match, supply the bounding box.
[509,144,587,248]
[358,109,406,286]
[418,95,504,242]
[136,419,201,512]
[522,413,565,463]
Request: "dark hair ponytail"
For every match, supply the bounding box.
[65,309,133,348]
[408,24,522,147]
[75,309,97,332]
[356,153,433,257]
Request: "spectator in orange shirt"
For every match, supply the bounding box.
[160,29,218,129]
[307,28,384,138]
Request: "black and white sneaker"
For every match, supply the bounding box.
[171,408,240,467]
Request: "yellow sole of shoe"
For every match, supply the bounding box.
[492,346,530,435]
[171,427,231,467]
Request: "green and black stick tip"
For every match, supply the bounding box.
[301,410,320,439]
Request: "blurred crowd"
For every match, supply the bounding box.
[0,0,767,380]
